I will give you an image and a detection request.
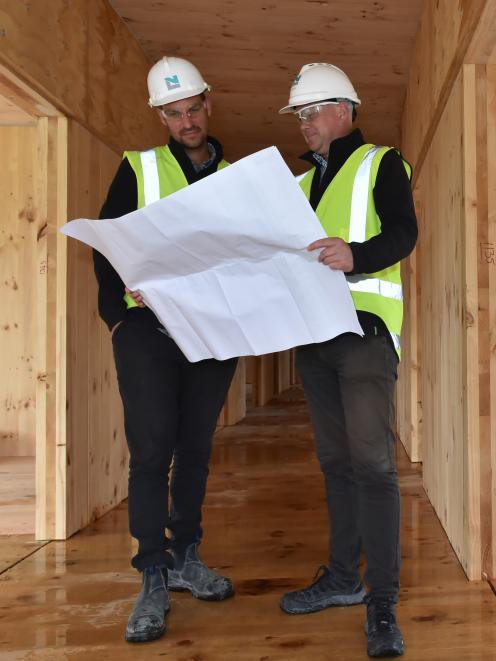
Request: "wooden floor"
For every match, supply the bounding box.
[1,387,496,659]
[0,456,35,535]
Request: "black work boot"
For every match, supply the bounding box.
[168,543,234,601]
[125,565,170,643]
[280,565,365,614]
[365,598,404,657]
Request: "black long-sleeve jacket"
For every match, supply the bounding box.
[93,136,225,331]
[300,128,418,340]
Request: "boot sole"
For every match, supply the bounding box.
[280,588,366,614]
[367,645,404,658]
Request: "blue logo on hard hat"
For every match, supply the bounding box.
[291,74,301,88]
[165,75,181,90]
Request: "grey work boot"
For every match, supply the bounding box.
[125,566,170,643]
[168,543,234,601]
[280,565,366,614]
[365,598,404,657]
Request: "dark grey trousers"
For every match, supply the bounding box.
[296,333,400,600]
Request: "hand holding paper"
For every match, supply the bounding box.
[61,147,363,361]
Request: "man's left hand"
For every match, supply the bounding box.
[308,237,354,273]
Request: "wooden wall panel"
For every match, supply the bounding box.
[0,0,163,156]
[35,116,68,540]
[218,359,247,427]
[0,125,39,456]
[411,68,488,580]
[401,0,489,173]
[470,64,496,579]
[399,0,496,580]
[397,230,420,462]
[66,121,127,536]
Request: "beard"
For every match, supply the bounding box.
[177,126,205,150]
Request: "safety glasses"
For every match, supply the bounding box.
[294,100,340,122]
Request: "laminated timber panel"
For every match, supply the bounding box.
[0,125,39,456]
[110,0,424,170]
[66,121,127,536]
[415,68,482,580]
[402,0,489,173]
[218,358,247,427]
[472,64,496,579]
[0,0,163,156]
[397,228,421,463]
[36,116,68,540]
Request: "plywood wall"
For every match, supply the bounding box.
[66,121,127,536]
[0,125,39,456]
[399,0,496,580]
[401,0,488,169]
[0,0,163,155]
[35,116,68,540]
[469,64,496,578]
[413,70,482,578]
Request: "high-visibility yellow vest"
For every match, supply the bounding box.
[299,144,411,355]
[122,145,228,308]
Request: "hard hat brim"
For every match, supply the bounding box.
[279,94,361,115]
[278,103,297,114]
[149,84,211,108]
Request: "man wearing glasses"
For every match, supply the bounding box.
[278,63,417,658]
[93,56,237,644]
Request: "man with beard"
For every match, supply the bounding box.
[93,56,238,644]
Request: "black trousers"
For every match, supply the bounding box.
[296,333,400,600]
[112,314,237,571]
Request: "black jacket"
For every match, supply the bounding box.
[300,128,418,340]
[93,136,225,331]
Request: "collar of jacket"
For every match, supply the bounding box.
[300,128,365,175]
[168,135,224,184]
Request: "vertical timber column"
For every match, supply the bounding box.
[462,64,482,580]
[473,63,496,579]
[36,117,68,540]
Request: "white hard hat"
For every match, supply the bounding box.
[147,56,211,107]
[279,63,361,114]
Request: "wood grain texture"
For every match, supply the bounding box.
[35,116,69,541]
[401,0,493,176]
[218,358,247,427]
[0,125,39,456]
[109,0,423,171]
[408,66,496,581]
[397,239,420,462]
[0,457,35,535]
[66,120,127,537]
[0,0,164,155]
[1,387,496,658]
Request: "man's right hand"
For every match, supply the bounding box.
[125,287,146,308]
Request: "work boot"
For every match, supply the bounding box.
[125,565,170,643]
[168,543,234,601]
[280,565,365,614]
[365,597,404,657]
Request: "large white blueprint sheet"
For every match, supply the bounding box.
[61,147,363,361]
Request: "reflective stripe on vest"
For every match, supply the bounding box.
[348,147,381,243]
[346,275,403,300]
[140,149,161,205]
[345,146,403,351]
[299,144,406,356]
[123,146,228,309]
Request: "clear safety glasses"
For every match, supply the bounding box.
[294,100,340,123]
[160,100,207,123]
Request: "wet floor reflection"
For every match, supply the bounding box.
[1,387,496,659]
